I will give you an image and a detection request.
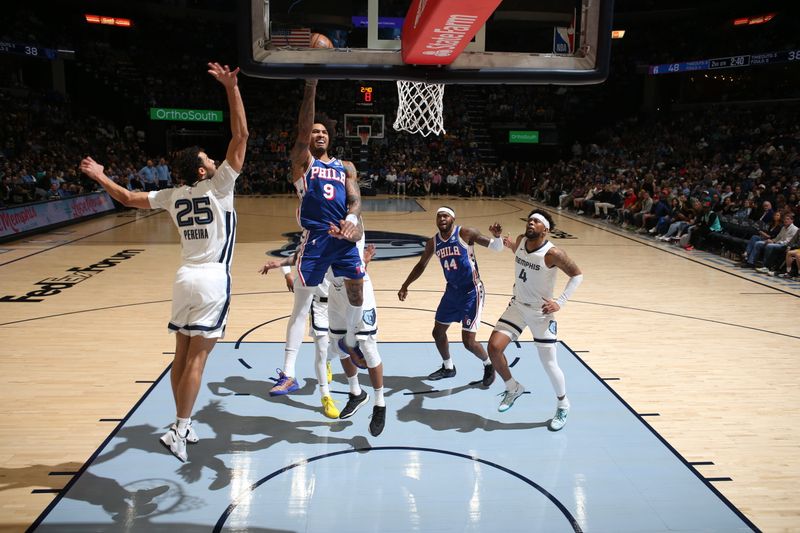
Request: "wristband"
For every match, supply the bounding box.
[281,266,291,275]
[488,237,504,252]
[345,214,359,225]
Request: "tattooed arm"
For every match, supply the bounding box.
[542,247,583,314]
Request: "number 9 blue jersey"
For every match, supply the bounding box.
[295,157,348,232]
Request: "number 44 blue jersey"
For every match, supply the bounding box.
[295,157,348,232]
[434,226,481,290]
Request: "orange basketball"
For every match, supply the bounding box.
[310,33,333,49]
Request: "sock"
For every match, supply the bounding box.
[319,383,330,398]
[558,396,570,409]
[443,358,454,370]
[482,358,491,366]
[176,417,190,436]
[374,387,385,407]
[348,374,362,396]
[504,378,518,392]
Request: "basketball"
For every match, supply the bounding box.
[310,33,333,49]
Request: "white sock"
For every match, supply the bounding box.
[176,417,190,436]
[319,384,330,398]
[537,343,566,398]
[558,397,570,409]
[482,358,491,366]
[443,358,454,370]
[283,286,316,377]
[347,374,362,396]
[504,378,518,392]
[374,387,385,407]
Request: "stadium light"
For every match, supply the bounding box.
[85,14,133,27]
[732,13,775,26]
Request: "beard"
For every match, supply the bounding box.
[525,227,541,239]
[439,221,454,234]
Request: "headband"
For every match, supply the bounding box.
[437,207,456,218]
[529,213,551,230]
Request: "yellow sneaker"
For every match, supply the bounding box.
[321,395,340,419]
[326,360,333,384]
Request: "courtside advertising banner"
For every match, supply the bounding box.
[0,192,115,239]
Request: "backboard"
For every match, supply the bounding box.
[239,0,614,84]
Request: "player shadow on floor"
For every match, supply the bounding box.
[397,392,548,433]
[0,461,83,493]
[93,402,369,493]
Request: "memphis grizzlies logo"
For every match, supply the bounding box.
[269,230,428,261]
[548,320,557,335]
[362,308,377,326]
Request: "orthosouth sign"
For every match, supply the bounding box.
[149,108,223,122]
[269,230,428,261]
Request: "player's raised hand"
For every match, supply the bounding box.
[489,222,503,237]
[79,157,105,181]
[502,234,515,250]
[207,62,239,88]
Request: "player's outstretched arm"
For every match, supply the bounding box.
[461,223,504,251]
[332,160,362,241]
[80,157,151,209]
[208,62,248,173]
[398,238,435,301]
[289,79,317,181]
[504,234,524,252]
[541,247,583,314]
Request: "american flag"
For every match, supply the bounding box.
[271,27,311,47]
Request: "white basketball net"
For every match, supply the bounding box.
[393,80,446,137]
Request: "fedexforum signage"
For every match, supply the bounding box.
[149,108,223,122]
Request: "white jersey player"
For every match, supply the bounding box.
[79,62,248,462]
[487,210,583,431]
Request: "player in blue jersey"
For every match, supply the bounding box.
[398,207,504,386]
[270,79,367,395]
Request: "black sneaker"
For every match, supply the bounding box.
[338,390,369,419]
[369,405,386,437]
[481,363,495,387]
[427,364,456,380]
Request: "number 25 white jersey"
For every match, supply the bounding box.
[148,160,239,266]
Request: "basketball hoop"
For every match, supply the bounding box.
[393,80,445,137]
[358,130,370,146]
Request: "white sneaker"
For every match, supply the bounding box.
[170,422,199,444]
[498,383,525,412]
[160,427,188,462]
[549,405,569,431]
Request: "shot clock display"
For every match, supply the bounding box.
[357,85,374,107]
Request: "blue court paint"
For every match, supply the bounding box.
[32,342,756,532]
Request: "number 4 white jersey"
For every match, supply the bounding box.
[513,239,557,311]
[148,160,239,266]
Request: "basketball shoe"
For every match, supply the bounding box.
[498,382,525,412]
[338,390,369,419]
[481,363,495,386]
[549,405,569,431]
[159,427,188,462]
[321,395,340,419]
[169,422,199,444]
[369,405,386,436]
[270,369,299,396]
[427,364,456,380]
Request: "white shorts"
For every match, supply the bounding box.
[328,275,378,340]
[494,299,558,345]
[168,263,230,339]
[308,295,329,337]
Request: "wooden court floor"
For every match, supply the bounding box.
[0,195,798,532]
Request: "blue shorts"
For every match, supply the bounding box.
[296,230,365,287]
[435,282,484,332]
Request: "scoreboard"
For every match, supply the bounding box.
[649,48,800,75]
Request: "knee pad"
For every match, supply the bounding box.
[359,336,382,368]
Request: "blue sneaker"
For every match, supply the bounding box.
[269,369,299,396]
[338,338,367,369]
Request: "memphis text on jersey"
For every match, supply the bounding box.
[435,244,462,259]
[183,227,209,240]
[310,166,346,184]
[516,255,541,271]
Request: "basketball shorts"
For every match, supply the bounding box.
[435,282,484,333]
[308,295,329,338]
[168,263,230,339]
[296,230,365,287]
[494,298,557,345]
[328,274,378,340]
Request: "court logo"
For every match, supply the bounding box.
[269,230,428,261]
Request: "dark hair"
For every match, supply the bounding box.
[173,146,203,185]
[528,209,555,230]
[314,115,335,138]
